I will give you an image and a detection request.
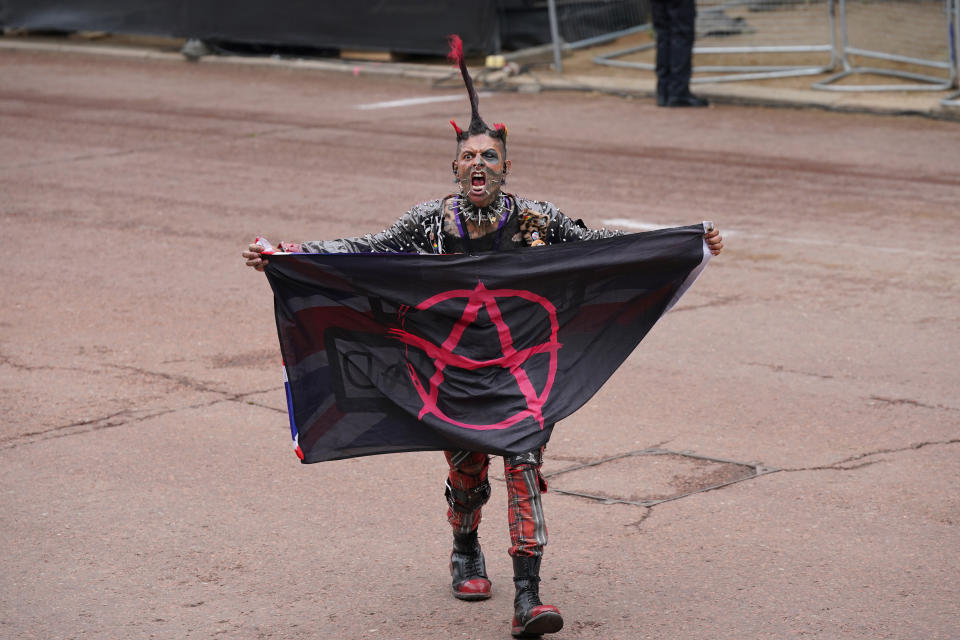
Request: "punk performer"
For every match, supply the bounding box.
[243,35,723,638]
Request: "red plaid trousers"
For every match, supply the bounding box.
[444,449,548,558]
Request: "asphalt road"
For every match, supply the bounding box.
[1,48,958,639]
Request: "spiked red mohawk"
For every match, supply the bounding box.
[446,34,507,146]
[446,33,464,65]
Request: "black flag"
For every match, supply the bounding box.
[265,224,710,463]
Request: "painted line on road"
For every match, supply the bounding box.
[602,219,670,232]
[355,92,493,111]
[603,218,740,236]
[603,218,940,257]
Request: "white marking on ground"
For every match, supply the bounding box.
[603,218,740,236]
[356,92,493,111]
[602,219,671,232]
[602,218,938,257]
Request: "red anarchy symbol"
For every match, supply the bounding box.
[388,282,561,431]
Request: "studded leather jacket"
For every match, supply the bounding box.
[297,195,621,255]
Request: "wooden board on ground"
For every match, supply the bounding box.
[339,49,398,62]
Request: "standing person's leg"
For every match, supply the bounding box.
[444,450,492,600]
[651,0,673,105]
[665,0,709,106]
[504,448,562,637]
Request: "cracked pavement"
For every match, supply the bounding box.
[1,48,958,639]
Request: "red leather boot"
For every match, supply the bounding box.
[511,555,563,637]
[450,530,491,600]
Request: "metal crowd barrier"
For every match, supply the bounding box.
[813,0,956,91]
[542,0,959,101]
[942,0,960,105]
[540,0,652,74]
[592,0,839,83]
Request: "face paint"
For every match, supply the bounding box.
[454,133,509,209]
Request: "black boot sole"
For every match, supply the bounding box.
[511,611,564,637]
[452,589,492,601]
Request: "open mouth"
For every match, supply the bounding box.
[471,171,486,189]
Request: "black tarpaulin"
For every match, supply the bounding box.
[0,1,498,55]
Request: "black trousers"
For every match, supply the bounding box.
[651,0,697,99]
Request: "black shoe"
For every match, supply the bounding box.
[655,79,669,106]
[510,556,563,638]
[450,531,491,601]
[665,93,709,107]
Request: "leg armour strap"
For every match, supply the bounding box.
[445,478,491,513]
[505,448,543,468]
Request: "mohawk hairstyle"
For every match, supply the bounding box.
[447,34,507,148]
